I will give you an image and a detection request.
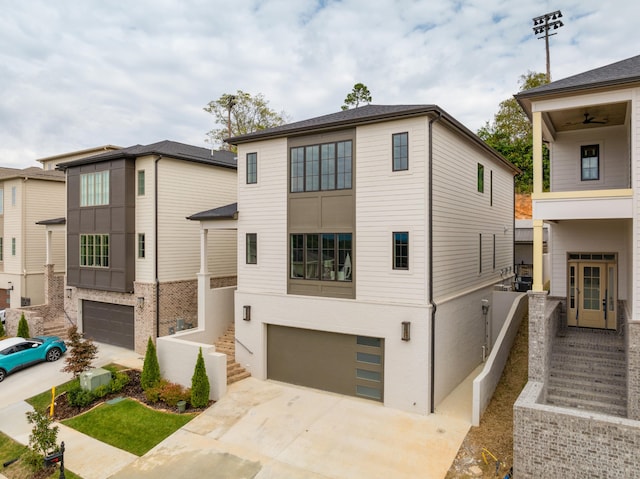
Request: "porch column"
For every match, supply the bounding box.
[197,227,212,329]
[45,229,53,265]
[532,110,545,291]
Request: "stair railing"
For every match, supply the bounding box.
[235,337,253,355]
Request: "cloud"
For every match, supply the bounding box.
[0,0,638,167]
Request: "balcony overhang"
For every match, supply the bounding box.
[532,189,632,220]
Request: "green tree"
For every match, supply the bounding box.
[190,348,210,408]
[0,317,5,338]
[62,325,98,378]
[203,90,288,150]
[17,313,30,338]
[23,409,59,471]
[477,71,549,193]
[341,82,372,110]
[141,337,161,391]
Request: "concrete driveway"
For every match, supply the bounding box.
[111,378,471,479]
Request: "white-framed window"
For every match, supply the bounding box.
[80,171,110,206]
[80,234,109,267]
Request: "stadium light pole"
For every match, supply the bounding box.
[532,10,564,82]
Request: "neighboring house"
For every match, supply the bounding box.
[38,145,121,171]
[513,54,640,476]
[221,104,518,415]
[57,141,237,354]
[0,167,66,309]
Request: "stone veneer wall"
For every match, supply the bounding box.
[527,291,560,386]
[43,264,65,313]
[514,381,640,477]
[134,282,157,353]
[628,320,640,420]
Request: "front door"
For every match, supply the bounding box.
[568,258,617,330]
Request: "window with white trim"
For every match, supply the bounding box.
[138,233,145,259]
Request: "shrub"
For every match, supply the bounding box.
[17,313,30,338]
[190,348,210,408]
[144,379,167,404]
[62,325,98,378]
[141,337,161,391]
[25,409,59,468]
[159,382,190,407]
[0,318,5,338]
[66,382,96,407]
[110,370,130,393]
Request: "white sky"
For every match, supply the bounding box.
[1,0,638,168]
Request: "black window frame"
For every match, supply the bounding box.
[290,140,352,193]
[246,233,257,265]
[477,163,484,193]
[246,152,258,184]
[138,233,145,259]
[289,233,352,282]
[392,232,409,270]
[581,144,599,181]
[392,132,409,171]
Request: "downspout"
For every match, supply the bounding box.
[154,156,162,338]
[428,112,442,414]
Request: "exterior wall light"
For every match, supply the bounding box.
[7,281,13,291]
[65,287,72,299]
[401,321,411,341]
[243,305,251,321]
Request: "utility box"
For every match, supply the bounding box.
[80,368,112,392]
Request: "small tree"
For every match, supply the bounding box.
[62,325,98,378]
[23,409,59,470]
[190,348,210,408]
[17,313,30,338]
[141,337,161,390]
[0,318,5,338]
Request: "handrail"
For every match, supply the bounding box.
[235,337,253,355]
[63,310,76,327]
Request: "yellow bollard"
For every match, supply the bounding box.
[49,386,56,417]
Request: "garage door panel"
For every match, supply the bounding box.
[83,300,134,350]
[267,325,383,401]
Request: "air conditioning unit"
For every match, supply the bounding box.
[80,368,112,392]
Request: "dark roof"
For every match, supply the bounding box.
[0,166,65,182]
[516,54,640,100]
[187,202,238,221]
[227,104,519,173]
[36,217,66,226]
[56,140,237,171]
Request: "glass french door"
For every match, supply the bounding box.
[568,259,617,330]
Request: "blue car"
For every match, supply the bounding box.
[0,336,67,382]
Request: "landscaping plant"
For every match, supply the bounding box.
[0,317,5,338]
[190,348,210,408]
[141,337,161,390]
[62,325,98,378]
[23,409,59,471]
[17,313,30,338]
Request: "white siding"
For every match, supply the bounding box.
[633,88,640,319]
[3,179,23,274]
[549,219,630,299]
[237,138,288,294]
[431,122,515,301]
[551,125,630,191]
[135,156,156,282]
[355,118,428,304]
[156,158,237,281]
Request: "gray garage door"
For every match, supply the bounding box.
[82,300,134,350]
[267,325,384,402]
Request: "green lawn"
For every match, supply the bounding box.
[0,432,82,479]
[62,399,194,456]
[27,379,78,413]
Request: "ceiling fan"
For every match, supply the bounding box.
[566,112,608,126]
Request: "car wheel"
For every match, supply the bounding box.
[0,369,6,382]
[46,348,62,362]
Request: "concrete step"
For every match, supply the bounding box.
[552,344,625,359]
[228,370,251,385]
[547,382,626,406]
[549,369,626,388]
[547,393,627,417]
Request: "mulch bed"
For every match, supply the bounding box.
[52,369,212,420]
